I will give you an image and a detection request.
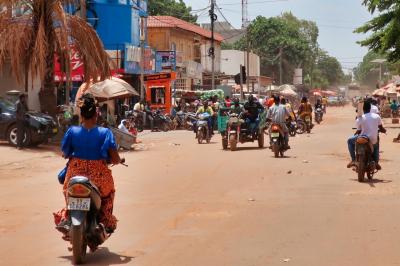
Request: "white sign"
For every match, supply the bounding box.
[293,68,303,85]
[126,45,141,62]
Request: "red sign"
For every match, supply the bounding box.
[54,47,84,82]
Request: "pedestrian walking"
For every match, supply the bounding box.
[16,94,28,149]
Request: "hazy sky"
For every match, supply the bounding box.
[183,0,373,71]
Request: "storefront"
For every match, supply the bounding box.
[144,72,176,114]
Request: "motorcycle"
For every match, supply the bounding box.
[269,123,287,158]
[286,119,297,137]
[315,108,323,124]
[352,136,378,182]
[152,110,171,132]
[303,115,313,133]
[196,113,211,144]
[185,112,198,130]
[65,159,127,264]
[223,113,264,151]
[57,105,74,133]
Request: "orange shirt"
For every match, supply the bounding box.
[267,98,275,108]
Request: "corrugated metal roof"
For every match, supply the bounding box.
[148,16,224,42]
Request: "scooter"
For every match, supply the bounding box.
[64,159,127,264]
[315,108,323,124]
[269,123,287,158]
[196,113,212,144]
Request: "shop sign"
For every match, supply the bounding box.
[155,51,176,72]
[54,47,84,82]
[144,73,172,81]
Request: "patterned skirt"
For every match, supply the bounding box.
[54,158,118,230]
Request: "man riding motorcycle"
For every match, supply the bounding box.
[347,101,386,170]
[267,96,291,149]
[194,101,214,136]
[230,98,244,115]
[243,95,264,132]
[298,96,313,126]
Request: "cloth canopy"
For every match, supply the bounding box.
[77,77,139,102]
[280,87,297,96]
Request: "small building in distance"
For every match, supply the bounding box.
[147,16,224,91]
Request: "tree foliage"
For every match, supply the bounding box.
[234,13,345,87]
[353,51,400,86]
[148,0,197,23]
[356,0,400,62]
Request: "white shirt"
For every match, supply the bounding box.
[356,112,382,145]
[134,102,144,111]
[371,104,379,114]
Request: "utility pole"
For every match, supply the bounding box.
[240,64,244,101]
[140,17,146,101]
[242,0,250,93]
[209,0,217,90]
[279,47,283,85]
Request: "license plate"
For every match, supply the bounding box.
[271,132,280,138]
[305,117,311,122]
[52,128,58,133]
[67,197,90,211]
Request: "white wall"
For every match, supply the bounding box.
[201,41,221,73]
[0,62,41,111]
[221,50,260,77]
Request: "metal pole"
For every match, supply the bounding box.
[140,17,145,101]
[210,0,216,90]
[240,64,244,101]
[279,47,283,85]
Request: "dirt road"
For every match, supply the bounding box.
[1,106,400,266]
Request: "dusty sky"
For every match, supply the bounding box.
[184,0,374,72]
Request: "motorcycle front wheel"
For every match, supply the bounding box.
[230,134,237,151]
[71,221,87,264]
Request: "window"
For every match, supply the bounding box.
[150,87,166,105]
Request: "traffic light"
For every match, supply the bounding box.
[234,66,247,85]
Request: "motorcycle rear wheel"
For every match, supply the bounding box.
[358,157,366,182]
[71,222,87,265]
[258,130,265,148]
[272,144,279,158]
[296,122,306,134]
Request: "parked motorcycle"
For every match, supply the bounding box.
[65,159,127,264]
[315,108,323,124]
[269,123,287,158]
[352,136,378,182]
[196,113,211,144]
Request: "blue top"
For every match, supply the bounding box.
[62,126,117,160]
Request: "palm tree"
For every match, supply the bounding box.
[0,0,110,115]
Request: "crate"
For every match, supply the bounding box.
[110,127,135,150]
[217,108,230,133]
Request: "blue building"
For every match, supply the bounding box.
[82,0,153,77]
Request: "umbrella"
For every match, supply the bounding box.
[386,84,398,94]
[280,87,297,96]
[322,90,337,96]
[313,91,322,96]
[278,84,297,92]
[88,77,139,100]
[372,88,385,96]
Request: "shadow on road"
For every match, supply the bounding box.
[350,178,392,188]
[60,247,135,266]
[223,146,267,152]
